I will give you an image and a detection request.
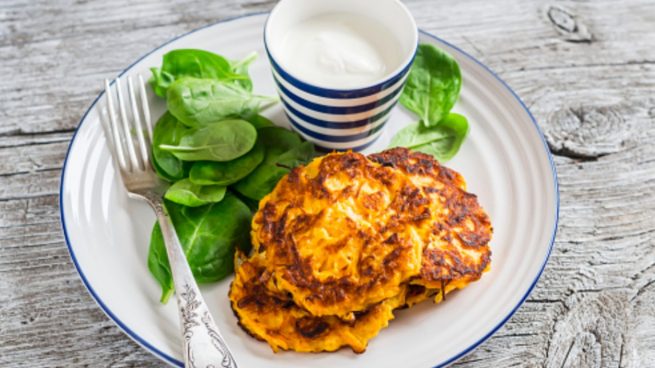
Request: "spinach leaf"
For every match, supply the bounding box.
[233,127,314,200]
[390,113,467,148]
[147,194,252,303]
[276,141,315,169]
[164,179,227,207]
[151,112,192,181]
[189,138,265,186]
[167,77,277,128]
[159,119,257,162]
[147,224,174,303]
[150,69,174,99]
[149,49,244,98]
[400,43,462,127]
[242,113,276,130]
[230,52,257,92]
[390,113,469,162]
[256,126,303,154]
[233,191,261,212]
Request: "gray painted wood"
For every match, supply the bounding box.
[1,0,653,366]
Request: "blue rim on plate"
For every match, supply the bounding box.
[59,12,559,368]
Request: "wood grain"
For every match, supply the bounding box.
[1,0,654,366]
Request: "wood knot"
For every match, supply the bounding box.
[545,106,630,160]
[547,6,593,43]
[545,291,631,368]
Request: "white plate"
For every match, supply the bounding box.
[60,13,558,368]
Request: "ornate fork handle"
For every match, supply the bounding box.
[102,76,238,366]
[146,193,238,368]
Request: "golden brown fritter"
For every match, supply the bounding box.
[230,148,493,353]
[250,152,427,318]
[369,148,492,300]
[229,251,406,353]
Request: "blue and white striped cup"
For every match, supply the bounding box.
[264,0,418,151]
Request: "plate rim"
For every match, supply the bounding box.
[58,11,559,368]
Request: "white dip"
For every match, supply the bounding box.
[279,13,402,89]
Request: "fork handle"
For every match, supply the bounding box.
[151,197,238,368]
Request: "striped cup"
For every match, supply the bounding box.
[264,0,418,151]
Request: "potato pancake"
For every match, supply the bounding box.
[229,251,406,353]
[230,148,492,353]
[250,152,427,317]
[369,148,492,302]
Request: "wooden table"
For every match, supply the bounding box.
[2,0,654,366]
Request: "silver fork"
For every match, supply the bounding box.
[103,75,238,368]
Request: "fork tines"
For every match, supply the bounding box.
[104,75,153,173]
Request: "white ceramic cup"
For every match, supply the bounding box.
[264,0,418,151]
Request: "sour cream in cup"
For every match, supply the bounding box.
[264,0,418,151]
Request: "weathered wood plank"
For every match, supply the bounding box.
[1,0,654,367]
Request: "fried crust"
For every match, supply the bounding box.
[231,148,493,352]
[251,152,426,317]
[369,148,492,293]
[229,251,406,353]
